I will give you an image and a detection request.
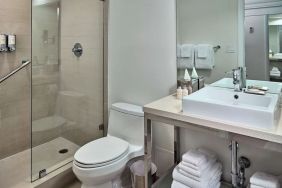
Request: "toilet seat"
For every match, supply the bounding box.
[74,136,129,168]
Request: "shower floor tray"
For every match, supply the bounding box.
[32,137,79,180]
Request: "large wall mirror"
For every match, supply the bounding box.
[177,0,282,94]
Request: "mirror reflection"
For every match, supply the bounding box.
[177,0,282,95]
[269,14,282,82]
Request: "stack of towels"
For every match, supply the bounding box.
[250,172,280,188]
[171,148,222,188]
[270,67,281,77]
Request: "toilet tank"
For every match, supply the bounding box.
[108,103,144,146]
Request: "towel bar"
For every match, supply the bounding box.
[0,60,31,84]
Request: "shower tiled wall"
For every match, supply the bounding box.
[59,0,104,145]
[0,0,31,159]
[32,4,59,122]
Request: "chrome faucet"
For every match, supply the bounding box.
[233,67,246,92]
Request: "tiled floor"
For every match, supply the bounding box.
[66,181,81,188]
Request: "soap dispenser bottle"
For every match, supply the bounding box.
[0,34,8,52]
[7,34,16,52]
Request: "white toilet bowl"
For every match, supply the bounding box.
[72,103,144,188]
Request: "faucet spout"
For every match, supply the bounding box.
[233,67,246,92]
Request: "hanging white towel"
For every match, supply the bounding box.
[177,44,182,58]
[195,44,215,70]
[177,44,195,69]
[197,44,209,58]
[250,172,280,188]
[181,44,194,58]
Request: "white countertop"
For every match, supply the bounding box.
[144,94,282,144]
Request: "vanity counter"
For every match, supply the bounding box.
[143,94,282,144]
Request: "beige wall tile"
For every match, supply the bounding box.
[0,0,31,159]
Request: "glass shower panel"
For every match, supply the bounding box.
[32,0,104,181]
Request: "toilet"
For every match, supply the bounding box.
[72,103,144,188]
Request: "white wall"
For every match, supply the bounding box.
[177,0,239,84]
[108,0,177,175]
[245,15,269,80]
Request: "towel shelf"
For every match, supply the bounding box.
[0,60,31,84]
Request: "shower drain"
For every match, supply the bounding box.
[58,148,69,154]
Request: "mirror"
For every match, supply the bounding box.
[177,0,244,84]
[177,0,282,94]
[269,14,282,82]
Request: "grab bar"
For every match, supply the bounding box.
[0,60,31,84]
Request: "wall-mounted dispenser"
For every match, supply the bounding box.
[0,34,8,52]
[0,34,16,53]
[8,34,16,52]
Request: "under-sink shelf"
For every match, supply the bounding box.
[152,165,232,188]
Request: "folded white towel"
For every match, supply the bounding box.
[250,184,264,188]
[195,44,214,70]
[250,172,280,188]
[171,180,191,188]
[178,162,222,182]
[171,180,221,188]
[270,71,281,77]
[182,148,216,168]
[172,165,222,188]
[178,159,216,179]
[181,44,194,58]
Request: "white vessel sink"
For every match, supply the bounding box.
[182,87,281,129]
[211,78,282,94]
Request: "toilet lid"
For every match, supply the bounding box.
[74,136,129,166]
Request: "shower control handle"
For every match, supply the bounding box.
[72,43,83,57]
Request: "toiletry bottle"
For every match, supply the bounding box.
[177,87,183,100]
[184,69,191,81]
[191,67,199,79]
[8,34,16,52]
[0,34,7,52]
[188,81,193,94]
[182,86,188,97]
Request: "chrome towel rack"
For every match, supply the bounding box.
[0,60,31,84]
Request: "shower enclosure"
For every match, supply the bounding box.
[32,0,105,181]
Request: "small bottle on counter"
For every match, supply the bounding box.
[182,86,188,97]
[188,81,193,94]
[176,86,183,100]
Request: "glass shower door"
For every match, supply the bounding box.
[32,0,104,181]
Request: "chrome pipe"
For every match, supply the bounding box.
[230,140,239,188]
